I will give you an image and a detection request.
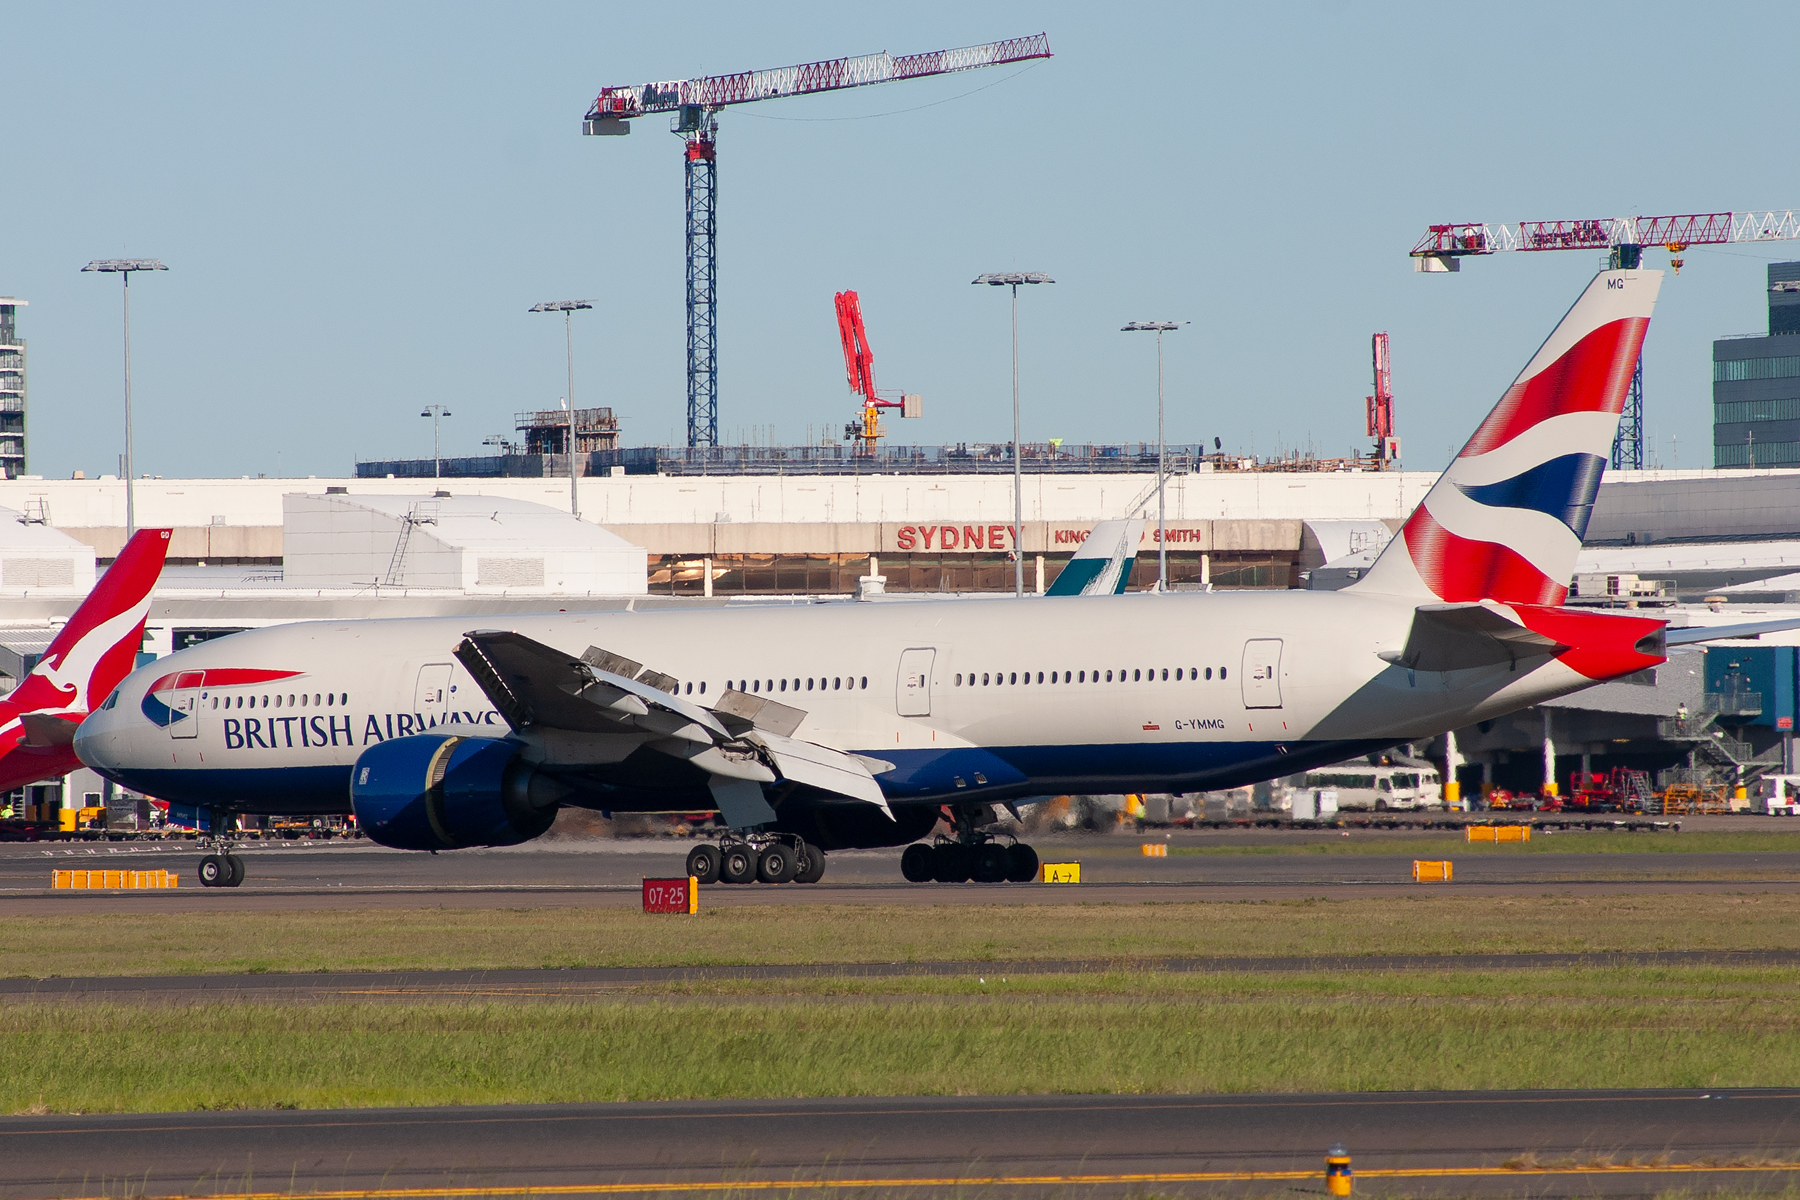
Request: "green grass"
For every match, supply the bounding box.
[7,894,1800,979]
[9,965,1800,1113]
[1170,830,1800,856]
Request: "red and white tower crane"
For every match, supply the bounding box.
[1410,209,1800,469]
[583,34,1052,449]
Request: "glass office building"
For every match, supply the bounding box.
[1714,264,1800,468]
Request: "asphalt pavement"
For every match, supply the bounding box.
[4,1090,1798,1199]
[3,824,1799,915]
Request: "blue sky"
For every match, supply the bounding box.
[5,1,1798,479]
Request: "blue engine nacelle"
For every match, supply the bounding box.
[350,734,559,851]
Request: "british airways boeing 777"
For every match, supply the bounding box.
[76,270,1752,887]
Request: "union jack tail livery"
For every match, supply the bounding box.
[1354,269,1661,606]
[0,528,171,795]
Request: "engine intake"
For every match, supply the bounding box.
[351,734,559,851]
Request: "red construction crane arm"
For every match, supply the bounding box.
[834,291,877,400]
[587,34,1050,123]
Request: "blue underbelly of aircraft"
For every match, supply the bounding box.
[108,738,1398,816]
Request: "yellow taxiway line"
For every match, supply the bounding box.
[33,1160,1800,1199]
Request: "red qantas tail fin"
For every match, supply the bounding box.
[6,529,172,715]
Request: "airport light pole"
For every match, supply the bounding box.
[1121,321,1186,592]
[81,259,167,539]
[530,300,594,519]
[973,272,1054,597]
[420,404,452,480]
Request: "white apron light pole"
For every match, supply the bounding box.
[531,300,595,518]
[1122,321,1186,591]
[973,272,1054,597]
[82,259,168,539]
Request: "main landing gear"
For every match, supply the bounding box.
[197,808,246,888]
[900,804,1039,884]
[686,832,825,886]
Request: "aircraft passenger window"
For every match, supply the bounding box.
[1078,671,1085,682]
[1175,669,1182,681]
[806,679,813,691]
[1009,672,1016,685]
[274,695,282,708]
[1037,672,1044,684]
[211,698,218,710]
[1205,667,1212,680]
[1220,667,1228,679]
[1064,671,1071,683]
[1132,670,1140,682]
[752,680,760,693]
[326,694,333,706]
[289,694,296,705]
[835,678,841,690]
[1161,669,1168,681]
[955,674,962,686]
[1105,670,1113,682]
[699,682,706,694]
[860,676,868,689]
[979,673,987,685]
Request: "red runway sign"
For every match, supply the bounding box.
[642,876,699,914]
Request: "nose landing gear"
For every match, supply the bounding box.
[687,832,825,886]
[901,804,1039,884]
[196,808,246,888]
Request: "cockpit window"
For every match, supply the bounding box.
[101,689,120,710]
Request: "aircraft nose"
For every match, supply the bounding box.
[73,708,123,774]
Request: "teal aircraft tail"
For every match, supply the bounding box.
[1045,519,1144,596]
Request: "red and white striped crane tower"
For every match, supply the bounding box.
[1410,209,1800,469]
[583,34,1052,449]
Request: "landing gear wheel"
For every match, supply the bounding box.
[793,842,826,884]
[1005,842,1040,883]
[686,844,722,885]
[972,843,1009,883]
[720,844,756,885]
[932,843,971,884]
[225,854,245,888]
[757,845,796,884]
[197,855,226,888]
[900,843,935,883]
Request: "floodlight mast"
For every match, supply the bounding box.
[529,301,594,518]
[583,34,1052,449]
[974,272,1054,598]
[1122,321,1186,592]
[81,259,167,539]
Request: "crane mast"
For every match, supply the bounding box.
[584,35,1051,448]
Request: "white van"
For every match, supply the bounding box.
[1295,763,1441,812]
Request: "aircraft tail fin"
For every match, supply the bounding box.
[1351,269,1660,607]
[1046,518,1144,596]
[7,528,172,714]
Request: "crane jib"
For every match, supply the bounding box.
[586,33,1051,121]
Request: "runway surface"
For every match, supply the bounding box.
[5,1090,1799,1199]
[5,948,1799,1003]
[4,824,1800,913]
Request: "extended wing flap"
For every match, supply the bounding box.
[455,632,727,738]
[747,729,893,818]
[1385,603,1567,672]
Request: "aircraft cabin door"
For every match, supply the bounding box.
[415,663,454,727]
[1241,639,1284,709]
[169,671,203,739]
[896,648,936,717]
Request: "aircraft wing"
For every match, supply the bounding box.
[452,630,892,829]
[1664,617,1800,646]
[1381,603,1567,672]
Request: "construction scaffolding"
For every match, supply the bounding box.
[513,407,619,457]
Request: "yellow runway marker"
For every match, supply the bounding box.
[29,1160,1800,1200]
